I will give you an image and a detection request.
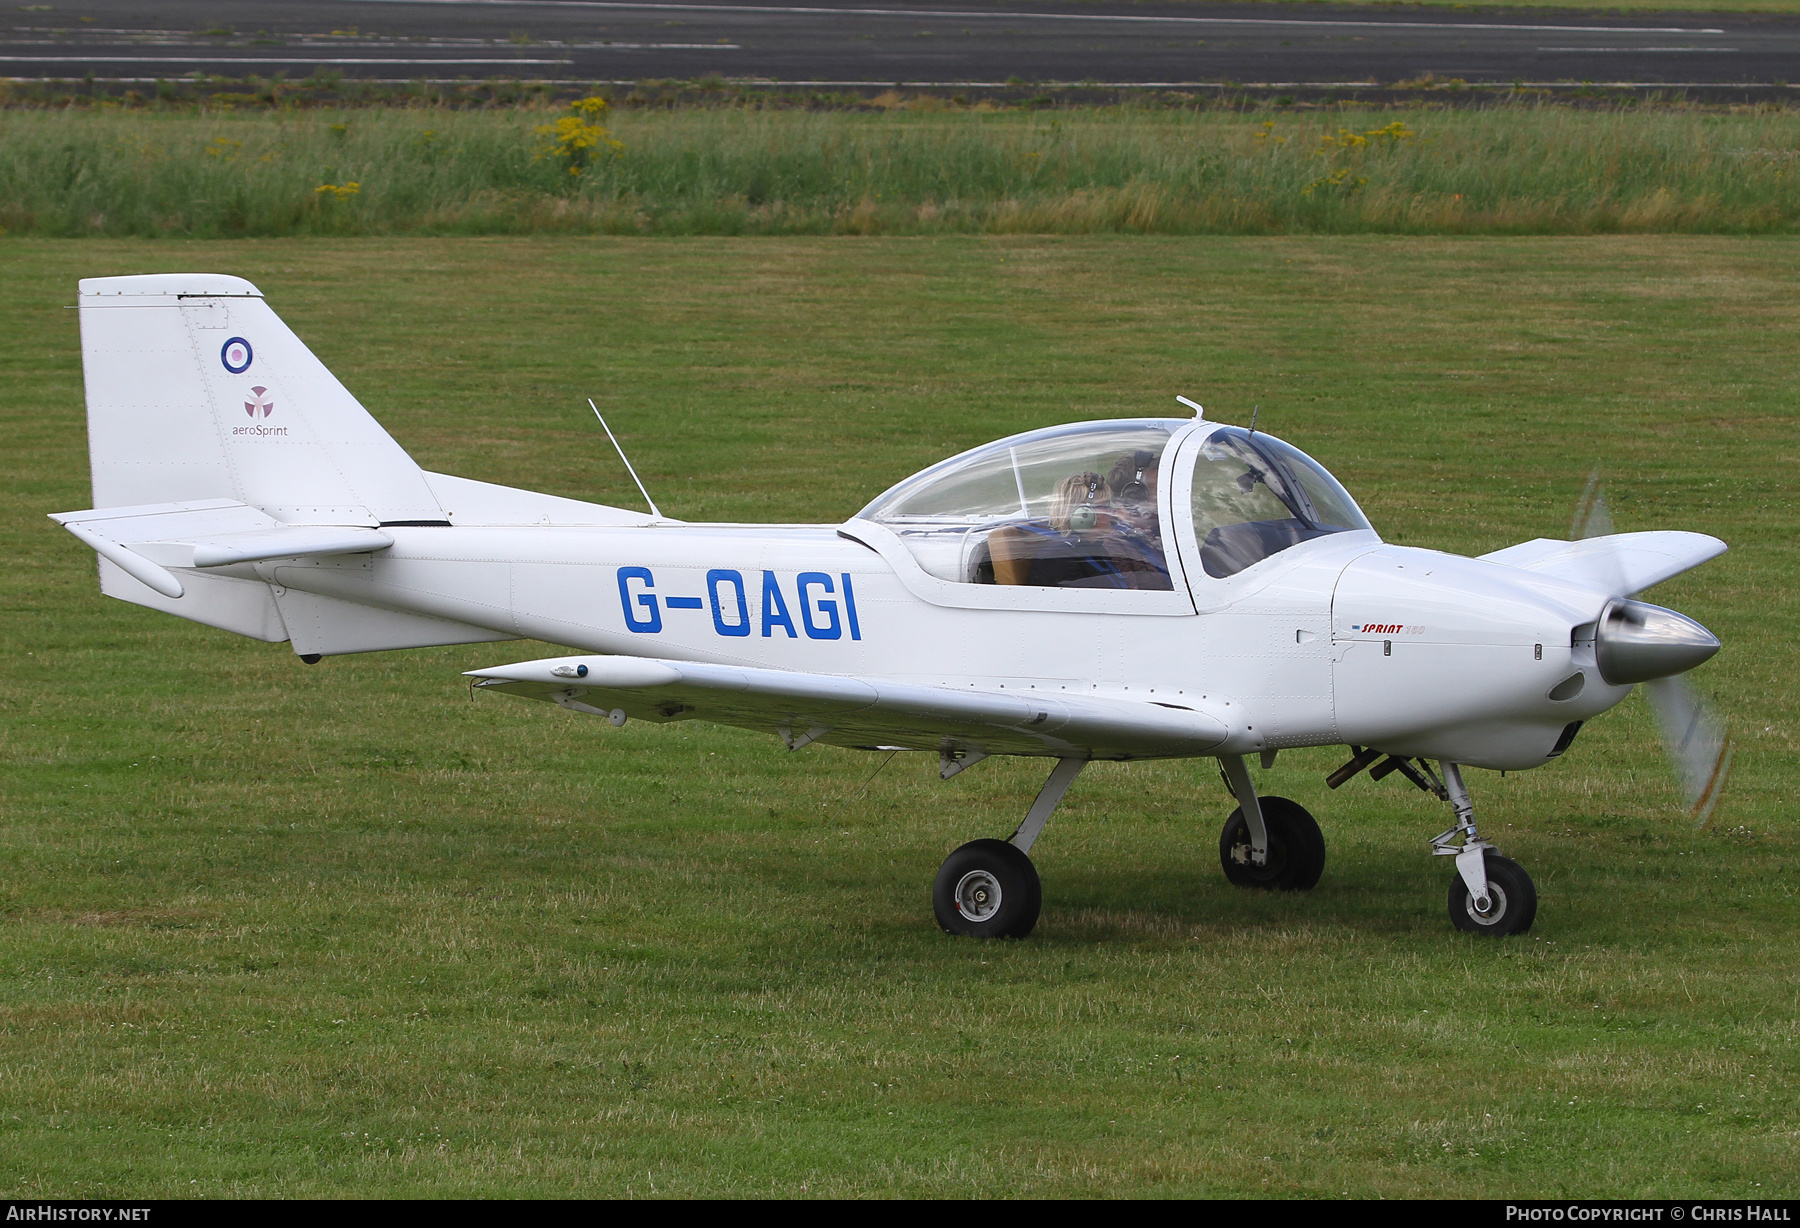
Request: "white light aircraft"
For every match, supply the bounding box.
[55,274,1732,939]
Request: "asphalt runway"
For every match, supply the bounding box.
[4,0,1795,88]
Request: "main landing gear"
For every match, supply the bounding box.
[1217,752,1326,891]
[933,756,1083,939]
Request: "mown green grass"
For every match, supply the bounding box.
[1,236,1796,1197]
[9,104,1800,238]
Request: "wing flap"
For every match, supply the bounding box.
[468,655,1233,760]
[1480,531,1726,595]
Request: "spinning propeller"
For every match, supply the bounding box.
[1571,472,1732,825]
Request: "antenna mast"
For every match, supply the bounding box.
[588,398,663,520]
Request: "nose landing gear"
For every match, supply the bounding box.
[1448,851,1537,935]
[1328,749,1540,934]
[1431,761,1537,936]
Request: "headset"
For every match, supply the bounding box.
[1068,472,1106,533]
[1113,450,1158,506]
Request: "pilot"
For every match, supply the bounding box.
[1107,451,1161,537]
[1103,453,1169,586]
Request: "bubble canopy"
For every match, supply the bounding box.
[857,419,1372,587]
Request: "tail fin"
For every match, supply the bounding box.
[78,274,444,524]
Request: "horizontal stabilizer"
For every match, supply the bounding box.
[1480,531,1726,596]
[51,500,394,590]
[53,498,512,657]
[468,654,1234,760]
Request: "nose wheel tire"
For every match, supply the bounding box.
[933,839,1042,939]
[1219,796,1326,891]
[1448,851,1537,936]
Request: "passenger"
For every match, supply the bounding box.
[1022,473,1118,588]
[1033,473,1170,590]
[1049,472,1111,537]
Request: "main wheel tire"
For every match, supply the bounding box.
[1448,852,1537,936]
[1219,796,1326,891]
[932,838,1042,939]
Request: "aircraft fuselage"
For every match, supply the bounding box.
[250,521,1627,770]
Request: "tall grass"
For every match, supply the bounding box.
[6,103,1800,236]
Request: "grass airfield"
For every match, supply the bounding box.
[1,236,1796,1197]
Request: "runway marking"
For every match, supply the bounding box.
[1536,46,1739,52]
[0,55,582,64]
[340,0,1730,37]
[0,48,754,65]
[2,34,736,49]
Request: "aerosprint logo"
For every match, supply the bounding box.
[232,385,287,438]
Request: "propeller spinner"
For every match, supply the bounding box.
[1574,471,1732,825]
[1594,598,1721,686]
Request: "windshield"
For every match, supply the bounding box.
[1189,427,1371,578]
[859,420,1179,590]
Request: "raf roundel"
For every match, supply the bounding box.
[221,337,253,374]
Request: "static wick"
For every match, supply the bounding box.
[588,398,663,520]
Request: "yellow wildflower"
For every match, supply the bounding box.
[534,96,624,178]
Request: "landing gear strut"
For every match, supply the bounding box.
[1431,761,1537,936]
[933,757,1085,939]
[1217,753,1325,890]
[1328,749,1540,935]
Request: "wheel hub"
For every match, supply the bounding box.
[1464,883,1508,925]
[954,869,1003,923]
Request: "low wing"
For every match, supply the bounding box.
[51,499,392,599]
[1480,531,1726,597]
[467,655,1234,761]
